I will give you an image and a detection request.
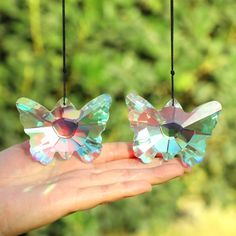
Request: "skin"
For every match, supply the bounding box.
[0,141,190,235]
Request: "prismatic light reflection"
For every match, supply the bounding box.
[16,94,112,165]
[126,93,222,167]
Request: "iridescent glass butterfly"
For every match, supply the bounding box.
[16,94,112,165]
[126,93,221,167]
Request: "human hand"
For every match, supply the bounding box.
[0,141,189,235]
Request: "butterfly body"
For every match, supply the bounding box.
[126,93,221,166]
[16,94,112,165]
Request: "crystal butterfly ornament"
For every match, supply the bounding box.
[16,94,112,165]
[126,93,222,167]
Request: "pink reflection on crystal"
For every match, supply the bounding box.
[16,94,112,165]
[126,93,222,166]
[52,118,78,138]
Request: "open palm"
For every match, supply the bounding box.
[0,141,188,235]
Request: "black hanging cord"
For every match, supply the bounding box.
[170,0,175,106]
[62,0,67,105]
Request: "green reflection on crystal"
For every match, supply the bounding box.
[126,93,222,167]
[161,123,183,137]
[16,94,112,165]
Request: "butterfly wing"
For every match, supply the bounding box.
[16,98,57,165]
[72,94,112,162]
[180,101,222,166]
[126,93,165,163]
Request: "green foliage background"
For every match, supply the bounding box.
[0,0,236,235]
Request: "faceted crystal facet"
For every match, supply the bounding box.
[52,118,78,138]
[126,93,222,166]
[16,94,112,165]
